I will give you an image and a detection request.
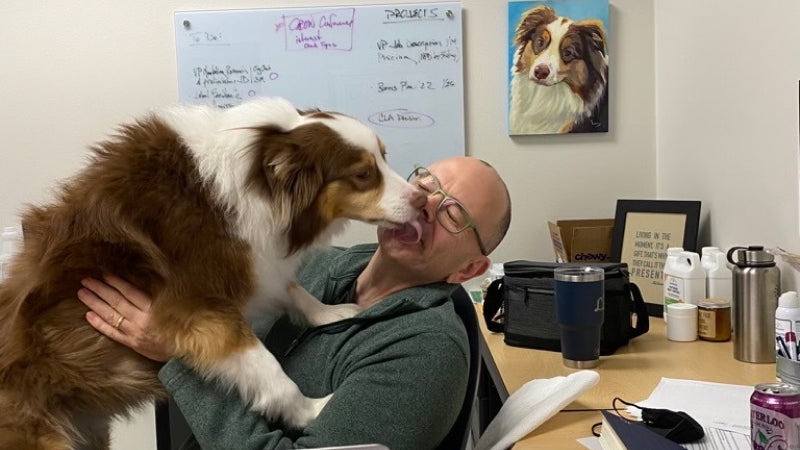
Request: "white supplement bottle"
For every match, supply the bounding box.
[706,251,732,302]
[664,251,704,319]
[662,247,684,323]
[701,246,722,297]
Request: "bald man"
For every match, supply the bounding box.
[78,156,512,450]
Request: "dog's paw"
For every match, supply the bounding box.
[307,303,362,327]
[283,394,333,429]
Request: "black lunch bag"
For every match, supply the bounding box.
[483,261,649,355]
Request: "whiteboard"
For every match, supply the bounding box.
[174,3,464,177]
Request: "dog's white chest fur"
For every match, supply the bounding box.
[509,75,585,134]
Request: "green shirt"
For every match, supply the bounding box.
[159,243,469,450]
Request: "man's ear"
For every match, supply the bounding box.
[446,256,490,284]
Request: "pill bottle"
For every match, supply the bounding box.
[697,298,731,342]
[666,303,698,342]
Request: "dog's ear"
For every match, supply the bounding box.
[264,144,324,215]
[247,126,324,217]
[572,20,607,55]
[571,20,608,77]
[514,6,557,46]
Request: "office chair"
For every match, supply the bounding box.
[156,286,481,450]
[436,286,480,450]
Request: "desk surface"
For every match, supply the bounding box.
[477,306,777,448]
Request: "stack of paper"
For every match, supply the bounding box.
[625,378,753,450]
[578,378,755,450]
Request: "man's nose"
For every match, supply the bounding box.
[420,194,438,223]
[409,189,427,209]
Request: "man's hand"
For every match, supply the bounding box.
[77,274,174,362]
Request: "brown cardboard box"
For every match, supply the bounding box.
[548,219,615,263]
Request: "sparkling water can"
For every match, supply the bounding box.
[751,382,800,450]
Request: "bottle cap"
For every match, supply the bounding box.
[667,247,684,257]
[733,246,775,266]
[779,291,800,308]
[667,302,698,317]
[701,246,720,257]
[554,266,604,283]
[699,298,730,309]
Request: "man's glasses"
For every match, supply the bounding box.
[407,164,488,256]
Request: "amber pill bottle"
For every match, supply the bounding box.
[698,298,732,341]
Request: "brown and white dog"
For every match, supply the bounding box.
[0,97,424,449]
[509,5,608,134]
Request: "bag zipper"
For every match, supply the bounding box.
[503,261,628,280]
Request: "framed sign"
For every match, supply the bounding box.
[609,200,701,317]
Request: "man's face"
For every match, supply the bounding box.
[377,158,497,283]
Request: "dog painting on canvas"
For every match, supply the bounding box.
[508,1,609,135]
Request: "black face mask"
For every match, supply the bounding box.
[639,406,705,443]
[592,397,705,444]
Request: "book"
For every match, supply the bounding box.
[599,410,685,450]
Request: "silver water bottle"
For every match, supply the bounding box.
[728,246,781,363]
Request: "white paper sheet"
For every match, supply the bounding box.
[626,378,753,434]
[682,426,751,450]
[578,424,751,450]
[620,377,754,450]
[577,436,603,449]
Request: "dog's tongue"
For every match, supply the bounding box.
[392,219,422,244]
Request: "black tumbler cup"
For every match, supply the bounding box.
[554,267,605,368]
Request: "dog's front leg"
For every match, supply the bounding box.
[285,282,362,327]
[175,315,329,429]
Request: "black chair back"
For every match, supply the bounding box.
[436,286,480,450]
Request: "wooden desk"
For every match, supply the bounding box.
[476,306,777,448]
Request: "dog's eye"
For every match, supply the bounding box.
[355,169,372,180]
[562,48,577,62]
[534,37,546,52]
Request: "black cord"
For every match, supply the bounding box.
[564,408,614,412]
[611,397,642,422]
[591,398,642,437]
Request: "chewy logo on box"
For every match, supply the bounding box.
[548,219,614,263]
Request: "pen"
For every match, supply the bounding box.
[778,335,791,359]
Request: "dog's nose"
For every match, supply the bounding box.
[533,65,550,80]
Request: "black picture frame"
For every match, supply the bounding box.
[609,199,701,317]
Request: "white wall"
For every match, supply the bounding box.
[0,0,656,448]
[655,0,800,289]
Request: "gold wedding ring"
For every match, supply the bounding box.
[114,315,125,329]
